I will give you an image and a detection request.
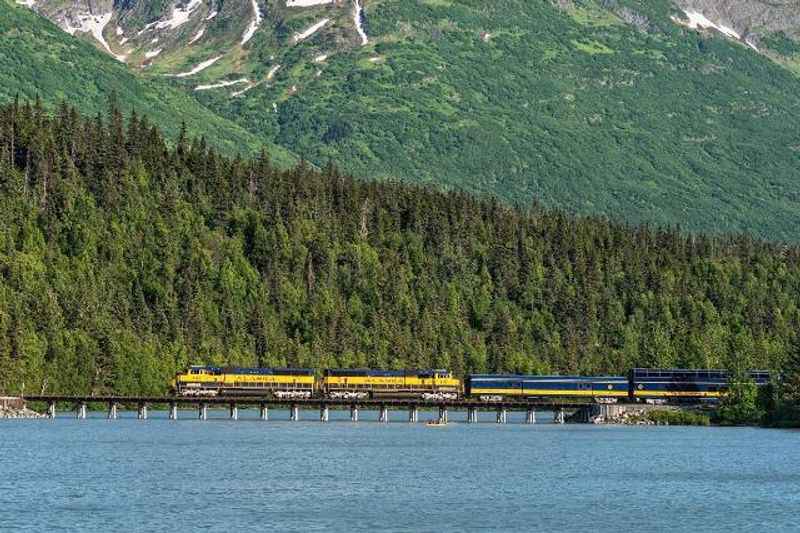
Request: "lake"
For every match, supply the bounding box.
[1,408,798,532]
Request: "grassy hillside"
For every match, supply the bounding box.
[189,0,800,240]
[0,0,297,166]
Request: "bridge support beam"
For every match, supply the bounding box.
[320,405,329,423]
[199,403,208,421]
[408,407,418,423]
[554,409,565,424]
[350,405,359,423]
[48,401,56,420]
[525,408,536,425]
[290,404,299,422]
[230,404,238,421]
[379,406,389,423]
[438,406,448,424]
[259,403,269,421]
[467,407,479,424]
[496,408,507,424]
[108,402,118,420]
[137,403,148,420]
[169,402,178,420]
[77,402,87,420]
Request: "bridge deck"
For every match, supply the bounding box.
[23,395,593,410]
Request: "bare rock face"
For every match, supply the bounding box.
[674,0,800,40]
[16,0,364,76]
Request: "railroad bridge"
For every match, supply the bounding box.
[22,395,594,424]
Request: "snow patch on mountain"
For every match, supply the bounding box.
[206,10,217,20]
[155,0,203,31]
[173,55,223,77]
[64,12,127,62]
[231,83,257,97]
[241,0,262,45]
[672,9,758,50]
[267,64,281,79]
[145,48,162,59]
[286,0,335,6]
[15,0,36,7]
[294,18,329,43]
[189,27,205,44]
[195,78,250,91]
[353,0,368,46]
[314,53,328,63]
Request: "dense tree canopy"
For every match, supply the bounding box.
[1,99,800,397]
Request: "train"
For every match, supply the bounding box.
[173,366,315,399]
[173,366,770,402]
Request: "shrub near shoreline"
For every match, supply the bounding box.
[647,409,710,426]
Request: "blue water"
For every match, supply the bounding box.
[1,408,798,532]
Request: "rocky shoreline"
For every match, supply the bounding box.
[0,405,46,419]
[0,397,46,419]
[589,406,659,425]
[570,403,711,426]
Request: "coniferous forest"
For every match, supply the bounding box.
[1,99,800,408]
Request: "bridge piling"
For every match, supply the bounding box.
[554,409,565,424]
[259,403,269,421]
[467,407,478,423]
[525,408,536,424]
[48,401,56,419]
[230,403,238,421]
[290,404,299,421]
[320,405,329,423]
[438,406,448,424]
[350,405,359,423]
[76,402,87,420]
[496,408,507,424]
[379,405,389,423]
[169,402,177,420]
[137,403,148,420]
[408,407,418,423]
[199,403,208,421]
[108,402,118,420]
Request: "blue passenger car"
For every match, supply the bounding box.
[465,374,629,400]
[629,368,770,400]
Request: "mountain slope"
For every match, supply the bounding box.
[0,0,297,165]
[17,0,800,239]
[213,0,800,239]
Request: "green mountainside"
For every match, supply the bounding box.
[0,0,297,165]
[204,0,800,240]
[6,0,800,239]
[2,101,800,396]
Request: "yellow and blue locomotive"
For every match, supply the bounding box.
[320,369,461,400]
[173,366,315,398]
